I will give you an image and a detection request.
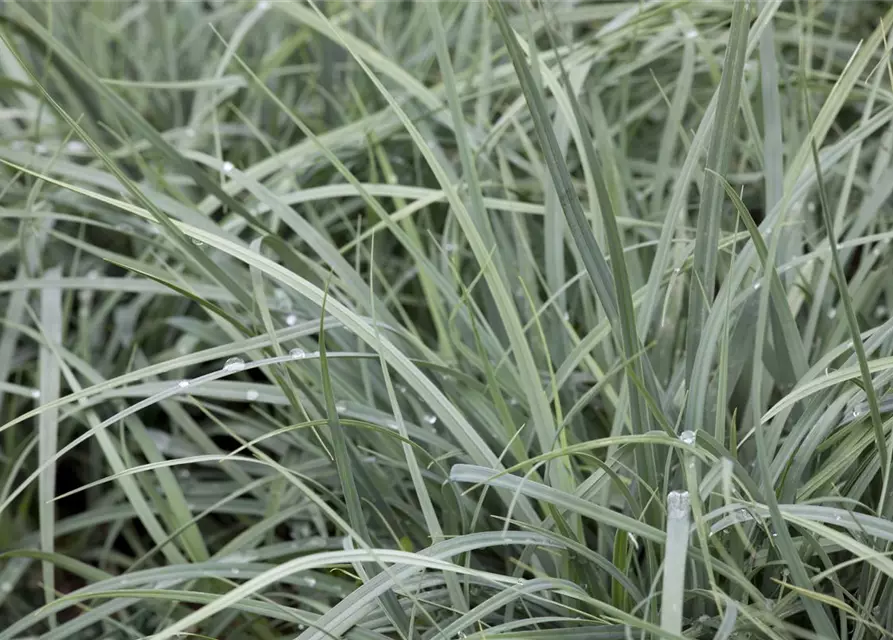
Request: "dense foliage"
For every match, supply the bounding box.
[1,1,893,639]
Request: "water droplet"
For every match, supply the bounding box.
[191,238,204,246]
[223,357,245,372]
[0,582,11,593]
[231,568,240,575]
[245,389,259,401]
[177,380,190,389]
[30,389,41,399]
[66,140,87,153]
[444,242,458,253]
[807,201,816,213]
[222,161,234,173]
[508,397,519,407]
[875,305,888,318]
[679,430,696,445]
[673,267,681,275]
[285,313,297,327]
[423,414,437,425]
[562,311,570,321]
[698,615,709,623]
[335,401,347,414]
[258,0,270,9]
[833,514,842,522]
[684,28,698,39]
[752,281,762,291]
[827,308,837,319]
[289,348,306,360]
[305,577,317,587]
[397,384,408,393]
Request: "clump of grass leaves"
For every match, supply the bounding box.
[1,1,893,638]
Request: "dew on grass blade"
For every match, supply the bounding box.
[223,357,246,372]
[286,313,298,327]
[289,348,306,360]
[679,430,696,445]
[423,414,437,425]
[245,389,259,401]
[661,490,690,636]
[222,161,234,173]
